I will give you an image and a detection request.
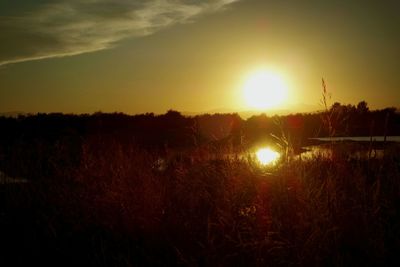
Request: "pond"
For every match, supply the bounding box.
[309,136,400,142]
[0,171,28,185]
[301,136,400,160]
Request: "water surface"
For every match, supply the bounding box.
[310,136,400,142]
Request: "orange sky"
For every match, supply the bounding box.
[1,0,399,114]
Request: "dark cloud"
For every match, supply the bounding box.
[0,0,238,65]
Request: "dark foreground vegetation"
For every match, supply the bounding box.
[1,102,400,266]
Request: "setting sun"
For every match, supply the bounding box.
[256,147,281,166]
[243,70,288,110]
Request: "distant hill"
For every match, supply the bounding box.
[182,103,320,119]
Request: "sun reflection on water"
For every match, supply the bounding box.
[256,147,280,166]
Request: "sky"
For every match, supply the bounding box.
[0,0,399,114]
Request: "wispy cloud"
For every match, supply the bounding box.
[0,0,238,66]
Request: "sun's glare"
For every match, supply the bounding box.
[256,147,280,166]
[243,70,288,110]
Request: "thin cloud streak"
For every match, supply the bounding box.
[0,0,238,66]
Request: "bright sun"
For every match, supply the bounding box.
[256,147,280,166]
[243,70,288,110]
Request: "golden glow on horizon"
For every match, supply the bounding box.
[256,147,280,166]
[243,70,288,110]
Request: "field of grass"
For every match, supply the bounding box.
[1,138,400,266]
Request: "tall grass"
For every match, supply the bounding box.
[1,135,399,266]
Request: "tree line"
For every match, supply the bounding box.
[0,102,398,179]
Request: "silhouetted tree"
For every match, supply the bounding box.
[357,101,369,114]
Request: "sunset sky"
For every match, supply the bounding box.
[1,0,399,114]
